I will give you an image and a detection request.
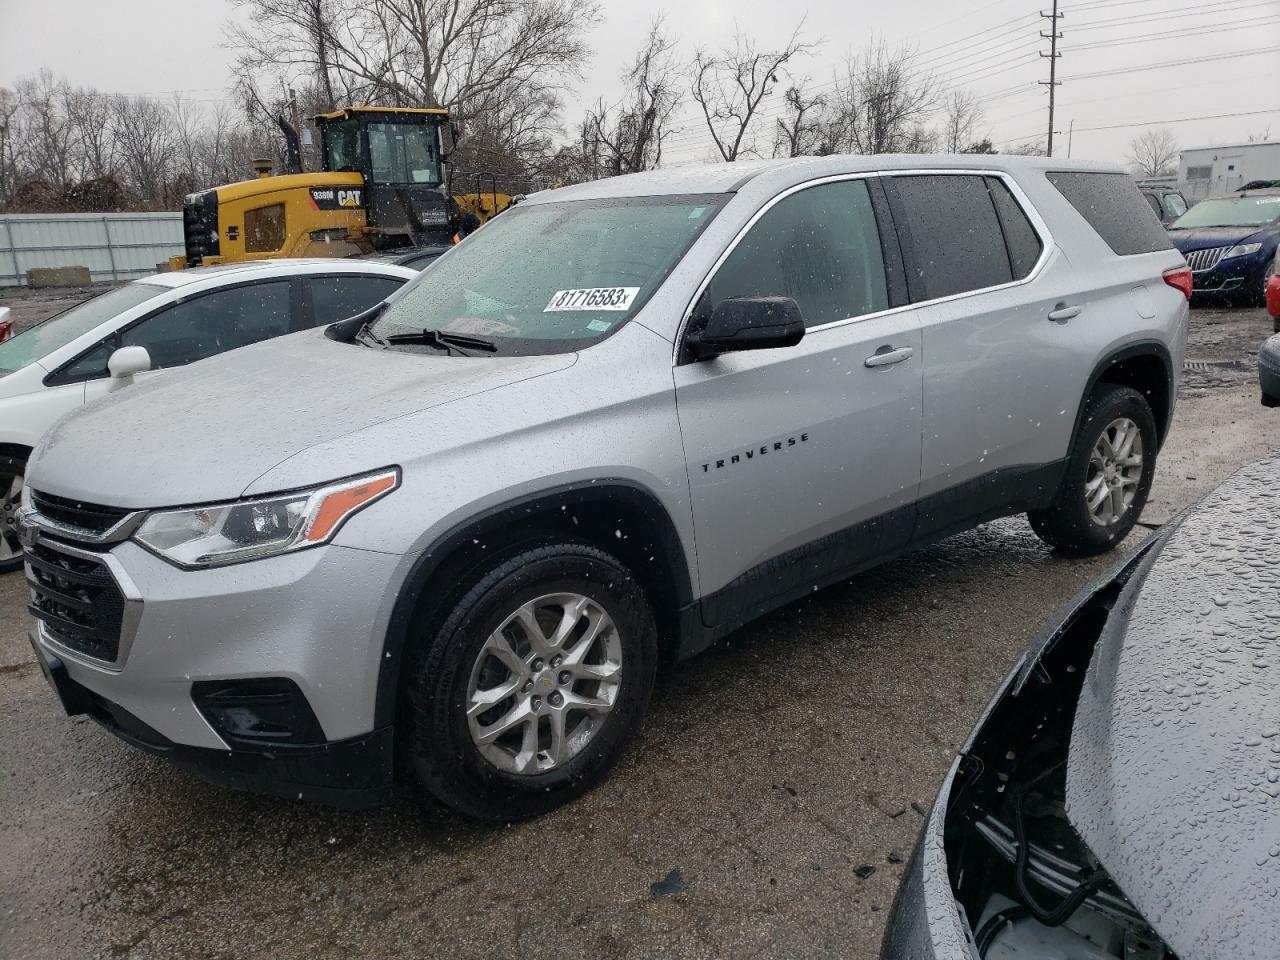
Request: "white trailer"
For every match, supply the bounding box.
[1178,141,1280,202]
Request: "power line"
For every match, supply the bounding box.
[663,7,1280,160]
[1069,0,1279,31]
[1063,44,1280,81]
[1003,106,1280,144]
[1071,106,1280,134]
[1066,14,1280,52]
[665,0,1267,154]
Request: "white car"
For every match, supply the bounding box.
[0,259,417,571]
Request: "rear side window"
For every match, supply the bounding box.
[890,174,1013,300]
[703,179,889,329]
[986,177,1043,280]
[309,275,406,325]
[122,281,293,367]
[1046,172,1172,256]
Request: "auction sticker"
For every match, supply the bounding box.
[544,287,640,312]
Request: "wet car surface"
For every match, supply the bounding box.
[0,296,1276,959]
[884,451,1280,959]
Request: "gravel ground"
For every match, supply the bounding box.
[0,289,1275,960]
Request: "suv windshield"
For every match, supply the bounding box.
[370,194,724,354]
[1170,195,1280,229]
[0,282,165,376]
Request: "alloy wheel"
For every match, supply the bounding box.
[466,592,623,775]
[0,471,23,565]
[1085,417,1144,527]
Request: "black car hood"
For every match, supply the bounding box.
[1066,454,1280,959]
[1167,224,1268,252]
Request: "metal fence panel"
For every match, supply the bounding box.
[0,212,184,286]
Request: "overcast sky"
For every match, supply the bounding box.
[2,0,1277,166]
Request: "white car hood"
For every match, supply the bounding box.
[27,329,574,508]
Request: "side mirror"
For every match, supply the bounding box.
[686,297,806,361]
[107,346,151,391]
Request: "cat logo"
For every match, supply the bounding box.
[308,187,363,211]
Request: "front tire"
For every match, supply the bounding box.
[1028,384,1158,556]
[0,455,27,575]
[403,542,658,821]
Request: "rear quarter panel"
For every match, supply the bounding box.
[1016,170,1188,433]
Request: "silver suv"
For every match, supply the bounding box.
[20,156,1190,820]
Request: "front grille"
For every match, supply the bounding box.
[26,540,125,662]
[30,490,131,536]
[1185,245,1229,273]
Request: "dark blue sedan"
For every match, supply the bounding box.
[1166,188,1280,306]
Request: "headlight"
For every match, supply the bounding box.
[19,482,33,512]
[1223,242,1262,259]
[134,468,398,568]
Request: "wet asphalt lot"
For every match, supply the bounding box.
[1,293,1276,959]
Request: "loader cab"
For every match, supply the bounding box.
[314,107,455,249]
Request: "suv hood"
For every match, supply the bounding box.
[28,329,574,508]
[1066,454,1280,958]
[1167,224,1269,251]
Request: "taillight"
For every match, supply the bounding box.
[0,321,11,343]
[1163,265,1193,301]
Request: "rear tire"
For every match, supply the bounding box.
[1028,384,1158,556]
[403,542,657,821]
[0,455,27,575]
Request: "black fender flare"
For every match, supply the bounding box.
[1073,339,1175,444]
[373,479,694,729]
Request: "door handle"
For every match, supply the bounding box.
[1047,303,1082,322]
[864,345,915,368]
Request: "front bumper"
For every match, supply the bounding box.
[30,635,393,806]
[881,761,978,959]
[24,528,406,806]
[1187,254,1267,298]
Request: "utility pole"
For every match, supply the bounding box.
[1039,0,1063,157]
[1067,118,1075,158]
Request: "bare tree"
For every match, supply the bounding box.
[1005,138,1047,156]
[13,71,78,190]
[228,0,600,132]
[111,96,178,208]
[691,24,815,162]
[581,17,682,176]
[940,89,984,154]
[1,69,293,212]
[824,40,938,155]
[1127,128,1179,178]
[773,83,828,158]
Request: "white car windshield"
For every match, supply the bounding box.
[369,194,724,355]
[0,283,165,376]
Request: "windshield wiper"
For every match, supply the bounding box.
[355,322,390,349]
[384,328,498,355]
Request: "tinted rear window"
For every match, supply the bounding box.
[891,174,1013,300]
[1046,171,1172,256]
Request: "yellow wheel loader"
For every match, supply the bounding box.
[174,107,514,268]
